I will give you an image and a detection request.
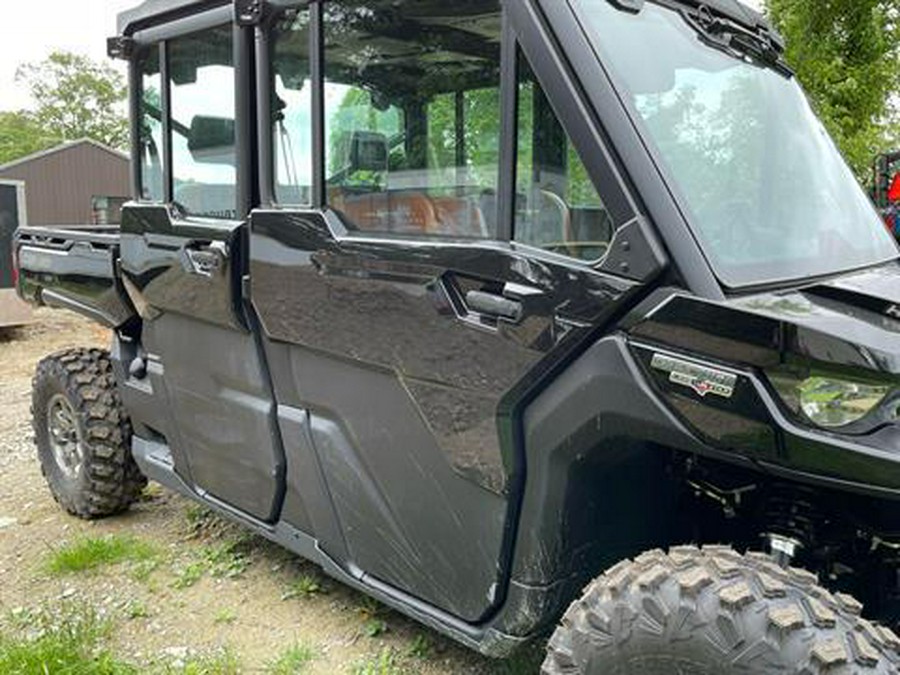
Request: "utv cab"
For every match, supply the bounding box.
[16,0,900,672]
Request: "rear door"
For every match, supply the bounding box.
[249,0,663,622]
[120,10,284,523]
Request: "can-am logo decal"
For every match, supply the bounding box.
[650,354,737,399]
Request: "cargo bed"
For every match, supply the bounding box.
[15,225,136,328]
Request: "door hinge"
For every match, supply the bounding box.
[235,0,267,26]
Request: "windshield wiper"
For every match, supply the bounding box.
[681,5,792,77]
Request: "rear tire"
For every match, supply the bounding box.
[32,348,147,519]
[543,545,900,674]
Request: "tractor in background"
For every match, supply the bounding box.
[873,149,900,236]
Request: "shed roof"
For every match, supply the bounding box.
[0,139,128,174]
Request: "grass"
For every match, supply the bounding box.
[47,534,159,575]
[488,644,546,675]
[406,634,432,660]
[171,561,205,589]
[352,648,403,675]
[213,608,237,625]
[171,537,253,590]
[1,602,245,674]
[281,574,325,601]
[0,602,134,674]
[125,600,150,620]
[266,643,315,674]
[162,649,241,675]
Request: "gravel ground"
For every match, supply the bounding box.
[0,309,544,673]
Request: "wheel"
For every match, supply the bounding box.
[32,347,147,519]
[543,545,900,674]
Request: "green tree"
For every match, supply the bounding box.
[0,111,60,165]
[765,0,900,177]
[15,51,129,150]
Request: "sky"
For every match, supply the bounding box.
[0,0,136,112]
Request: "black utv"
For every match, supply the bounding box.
[14,0,900,672]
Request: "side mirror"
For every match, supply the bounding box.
[188,116,235,164]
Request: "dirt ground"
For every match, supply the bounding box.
[0,309,543,673]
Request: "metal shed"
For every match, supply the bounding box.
[0,139,130,226]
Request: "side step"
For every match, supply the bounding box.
[129,435,526,658]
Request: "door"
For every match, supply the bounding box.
[249,0,655,622]
[121,20,284,523]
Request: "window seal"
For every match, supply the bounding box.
[496,10,517,243]
[159,41,174,205]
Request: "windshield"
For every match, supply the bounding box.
[572,0,898,288]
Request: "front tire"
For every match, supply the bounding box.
[32,348,146,519]
[543,545,899,674]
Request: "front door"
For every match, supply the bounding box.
[121,21,284,523]
[249,0,653,622]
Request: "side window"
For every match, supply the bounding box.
[139,48,164,202]
[168,26,236,219]
[322,1,502,238]
[515,54,614,262]
[272,8,312,205]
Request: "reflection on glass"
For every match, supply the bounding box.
[575,0,897,286]
[272,8,312,205]
[321,0,502,238]
[168,26,236,219]
[515,53,614,262]
[139,48,164,202]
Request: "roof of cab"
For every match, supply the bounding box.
[117,0,226,35]
[117,0,772,37]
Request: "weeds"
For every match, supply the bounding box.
[0,602,132,674]
[171,561,205,589]
[280,574,324,601]
[266,643,315,674]
[158,648,242,675]
[352,648,403,675]
[406,634,432,660]
[213,608,237,625]
[203,538,252,579]
[46,534,159,575]
[357,597,389,639]
[125,600,150,620]
[488,643,545,674]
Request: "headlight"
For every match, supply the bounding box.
[768,372,891,429]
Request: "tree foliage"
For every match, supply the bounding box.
[766,0,900,177]
[15,51,129,152]
[0,112,59,165]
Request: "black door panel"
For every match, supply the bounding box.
[249,209,637,620]
[120,205,244,330]
[120,203,285,522]
[142,313,283,521]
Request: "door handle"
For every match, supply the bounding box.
[465,290,523,322]
[185,241,227,277]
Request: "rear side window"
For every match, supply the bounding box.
[515,53,613,262]
[168,26,237,219]
[321,0,502,238]
[139,48,164,202]
[271,8,312,205]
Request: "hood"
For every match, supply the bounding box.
[631,262,900,377]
